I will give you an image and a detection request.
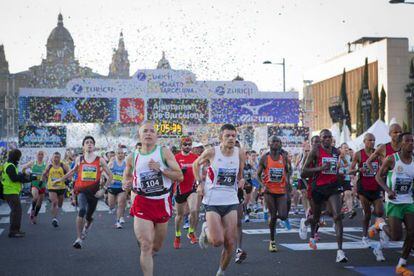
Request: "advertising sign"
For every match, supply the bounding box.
[267,126,310,147]
[119,98,145,124]
[147,98,209,124]
[18,126,66,148]
[211,98,299,124]
[19,97,117,123]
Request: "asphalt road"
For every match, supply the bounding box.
[0,198,412,276]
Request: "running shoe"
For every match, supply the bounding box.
[373,246,386,262]
[362,236,371,248]
[268,241,278,252]
[183,216,190,229]
[283,219,292,230]
[115,221,123,229]
[235,248,247,264]
[187,232,198,244]
[368,217,384,238]
[309,238,317,250]
[396,266,414,276]
[30,214,36,224]
[81,219,93,240]
[119,217,125,224]
[73,238,83,249]
[199,222,209,249]
[319,218,327,227]
[244,214,250,223]
[52,218,59,228]
[173,236,181,249]
[216,270,225,276]
[314,233,320,242]
[299,218,308,240]
[336,249,348,263]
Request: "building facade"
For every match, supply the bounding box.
[304,37,414,133]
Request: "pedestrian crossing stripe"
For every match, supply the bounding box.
[61,201,110,213]
[0,204,11,215]
[0,217,10,224]
[243,227,363,235]
[280,241,404,251]
[0,229,3,235]
[27,204,46,214]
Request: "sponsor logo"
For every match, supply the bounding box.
[136,72,146,81]
[215,86,225,96]
[71,84,83,94]
[241,101,273,116]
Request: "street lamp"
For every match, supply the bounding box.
[405,84,414,132]
[263,58,286,92]
[361,88,372,131]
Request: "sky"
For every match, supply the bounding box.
[0,0,413,92]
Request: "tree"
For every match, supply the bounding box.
[356,88,364,135]
[380,86,386,121]
[371,85,379,122]
[339,68,352,132]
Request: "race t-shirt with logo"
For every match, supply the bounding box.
[175,152,199,195]
[109,159,126,189]
[75,156,102,194]
[358,149,380,191]
[203,146,239,206]
[315,147,339,186]
[31,161,46,188]
[132,145,172,200]
[263,153,287,194]
[47,164,66,190]
[386,153,414,204]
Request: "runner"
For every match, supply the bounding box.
[173,136,200,249]
[55,136,113,249]
[107,148,127,229]
[22,151,47,224]
[366,123,402,169]
[123,122,183,276]
[42,152,69,227]
[302,129,348,262]
[257,135,291,252]
[194,124,245,276]
[349,133,385,261]
[370,132,414,275]
[339,143,356,219]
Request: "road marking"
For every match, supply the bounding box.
[0,229,3,235]
[0,217,10,224]
[96,201,110,211]
[280,241,403,251]
[27,204,46,214]
[62,201,77,213]
[0,205,10,215]
[243,227,363,235]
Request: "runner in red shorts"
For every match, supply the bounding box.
[123,121,183,276]
[173,136,200,249]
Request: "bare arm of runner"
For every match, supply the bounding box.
[349,151,360,175]
[366,144,385,172]
[301,148,328,178]
[193,148,215,197]
[122,154,133,192]
[21,160,34,174]
[100,157,113,188]
[375,155,396,199]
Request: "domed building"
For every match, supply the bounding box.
[24,13,102,88]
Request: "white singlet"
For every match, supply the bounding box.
[132,145,172,200]
[202,146,240,206]
[386,153,414,204]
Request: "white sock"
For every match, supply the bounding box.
[217,267,225,274]
[398,258,407,267]
[378,222,386,231]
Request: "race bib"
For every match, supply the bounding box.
[113,173,123,182]
[139,170,164,194]
[362,162,378,177]
[217,168,237,187]
[81,165,97,181]
[322,157,338,175]
[395,177,413,195]
[269,168,284,182]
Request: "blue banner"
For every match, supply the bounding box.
[18,126,67,148]
[210,98,299,124]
